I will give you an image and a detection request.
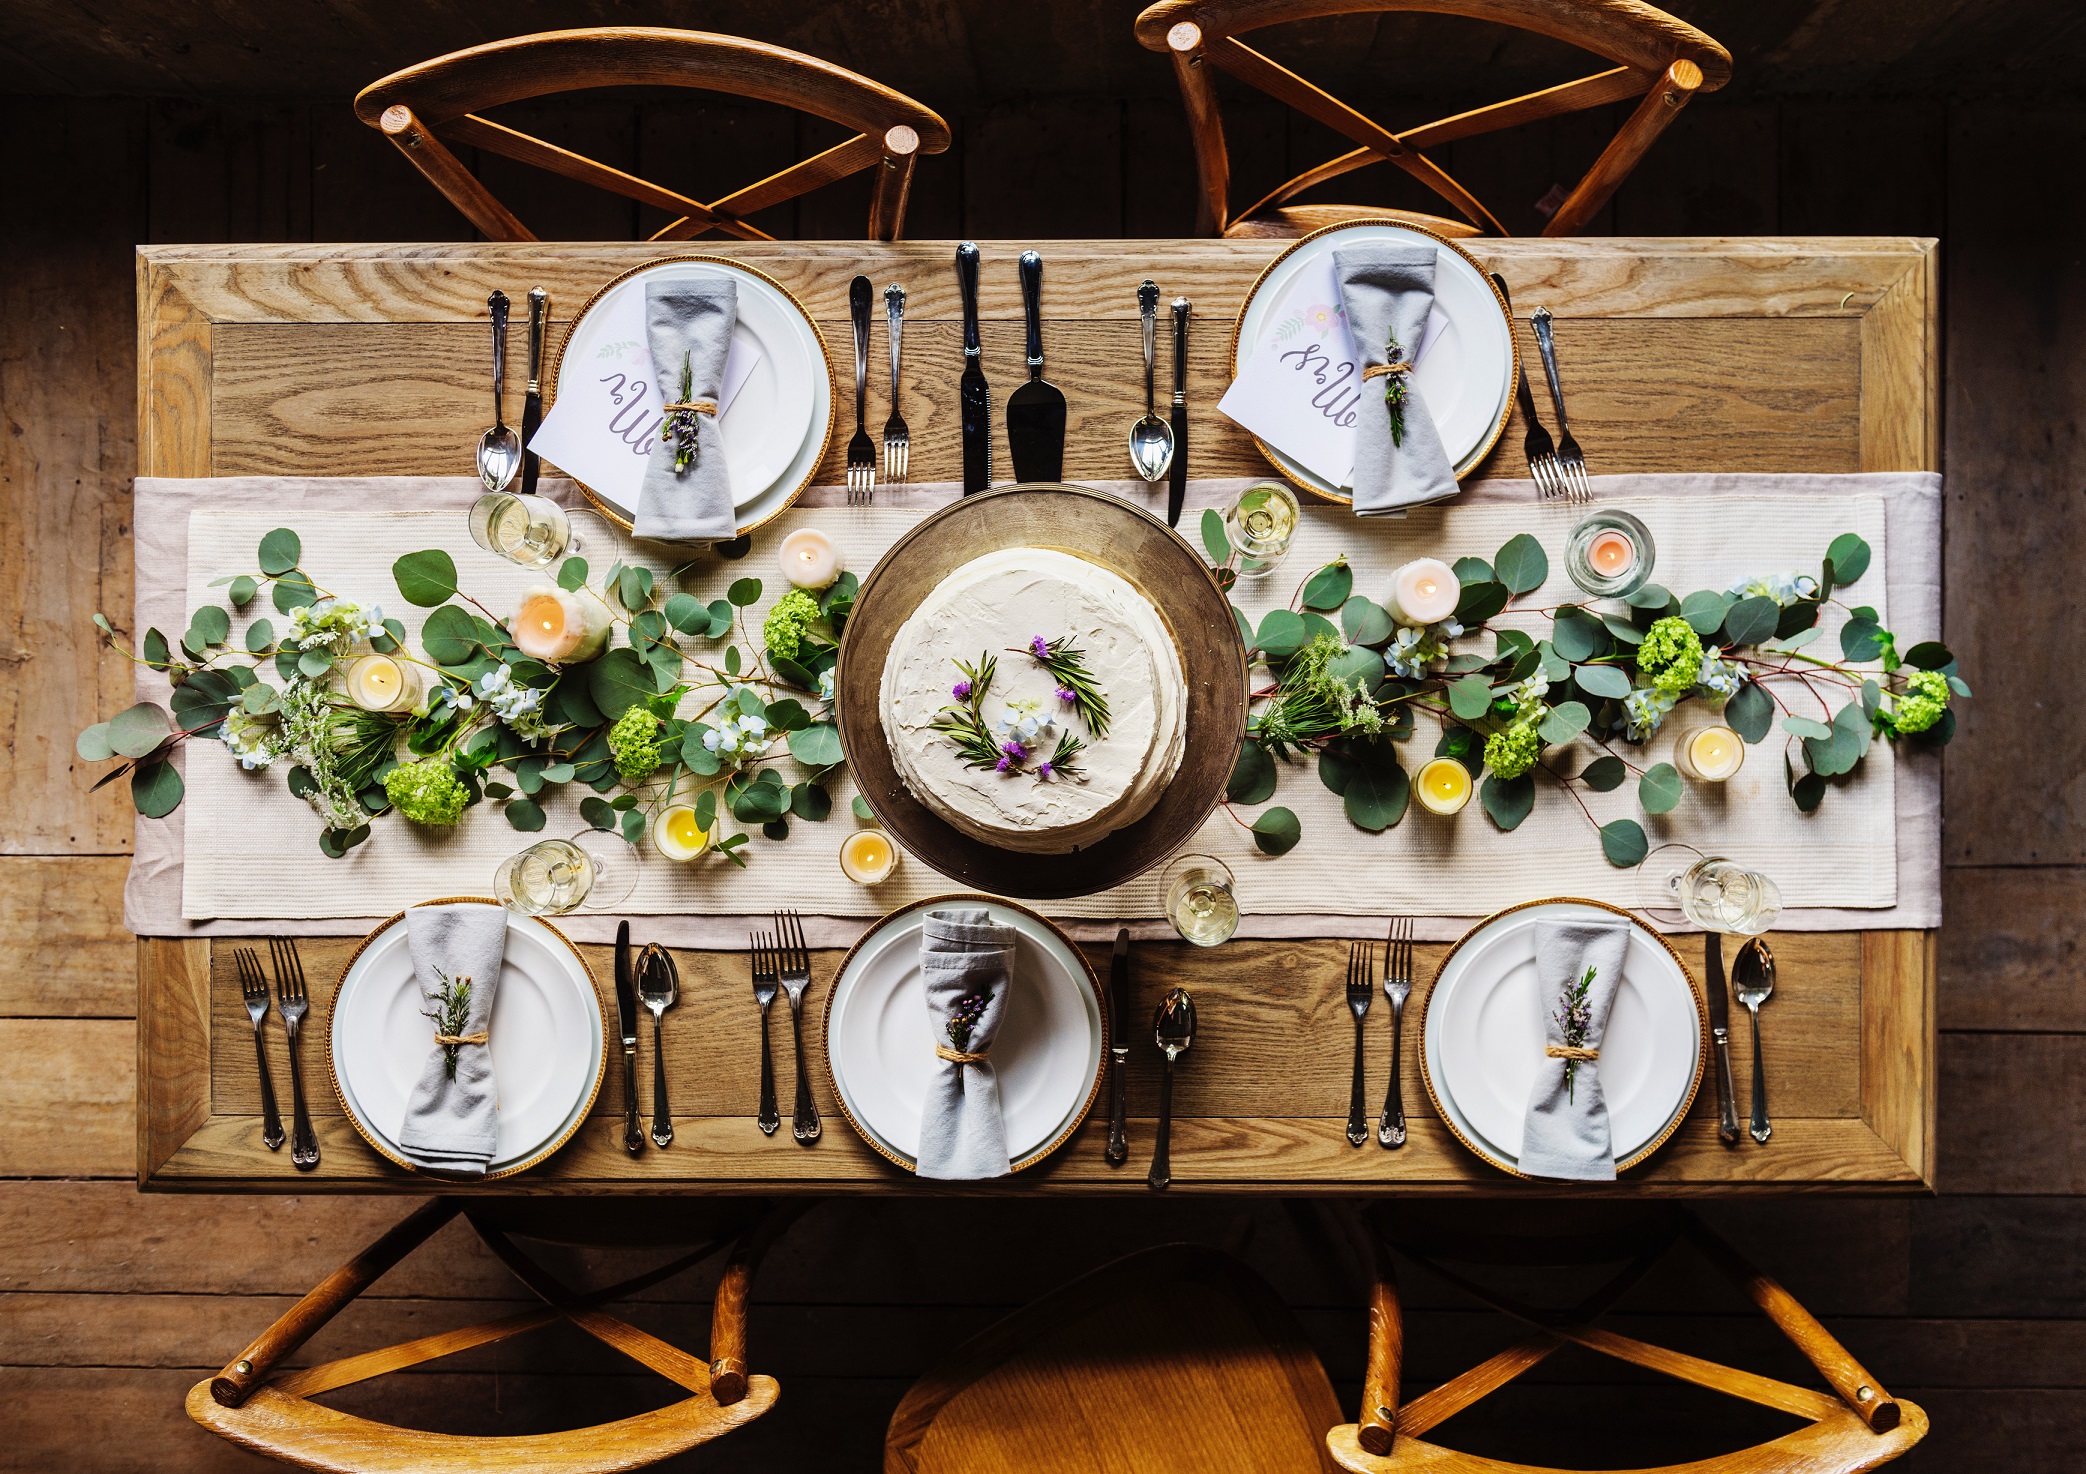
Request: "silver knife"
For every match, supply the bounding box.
[614,920,644,1154]
[956,242,990,493]
[1106,927,1130,1165]
[1706,931,1740,1146]
[1167,297,1190,526]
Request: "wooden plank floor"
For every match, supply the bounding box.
[2,83,2079,1470]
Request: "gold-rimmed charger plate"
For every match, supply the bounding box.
[1226,217,1517,503]
[820,893,1107,1175]
[1418,897,1706,1179]
[325,897,604,1181]
[834,483,1249,899]
[544,253,835,541]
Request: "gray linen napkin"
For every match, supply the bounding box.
[1332,245,1460,514]
[916,908,1017,1180]
[633,276,739,543]
[1518,917,1632,1182]
[396,902,508,1178]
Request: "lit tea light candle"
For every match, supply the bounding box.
[1679,722,1745,782]
[651,804,712,861]
[512,582,610,663]
[1566,511,1654,598]
[1414,757,1474,816]
[344,653,422,713]
[1388,557,1460,626]
[778,528,842,589]
[1587,530,1635,578]
[839,828,898,884]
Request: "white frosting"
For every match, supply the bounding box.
[879,548,1186,853]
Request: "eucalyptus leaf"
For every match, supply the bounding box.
[1326,644,1385,693]
[287,765,318,799]
[272,571,318,613]
[588,647,655,719]
[791,782,833,821]
[1537,701,1590,745]
[787,722,844,767]
[724,645,742,677]
[1342,754,1409,833]
[245,618,274,654]
[1600,818,1649,867]
[420,604,479,665]
[622,809,648,844]
[189,605,230,647]
[1573,663,1633,700]
[1839,615,1885,662]
[1341,595,1394,647]
[557,556,589,592]
[1776,600,1821,638]
[1452,556,1493,584]
[142,628,171,668]
[1317,744,1355,796]
[1251,806,1302,856]
[1826,532,1872,586]
[1782,715,1834,740]
[616,564,655,614]
[504,797,546,832]
[513,755,547,794]
[1550,606,1607,662]
[1638,762,1683,814]
[764,698,812,733]
[240,683,278,715]
[663,592,708,634]
[853,794,875,820]
[257,527,302,576]
[132,760,184,819]
[1720,594,1781,649]
[108,701,173,759]
[1228,742,1277,804]
[229,574,258,609]
[1480,773,1535,831]
[1455,580,1509,625]
[1624,583,1674,611]
[727,577,763,607]
[393,549,459,607]
[1904,641,1953,670]
[1447,674,1494,721]
[1493,533,1548,595]
[1301,560,1353,611]
[1679,589,1730,637]
[1724,679,1773,743]
[548,677,603,729]
[1200,507,1230,566]
[1600,614,1644,647]
[1580,754,1627,792]
[1775,626,1822,652]
[170,668,240,731]
[297,647,334,680]
[76,722,114,762]
[1254,608,1307,660]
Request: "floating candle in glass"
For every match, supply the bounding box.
[1676,720,1746,782]
[344,653,422,713]
[512,583,610,663]
[1387,557,1460,626]
[778,528,842,589]
[1565,510,1655,598]
[651,803,712,861]
[839,828,898,884]
[1414,757,1474,815]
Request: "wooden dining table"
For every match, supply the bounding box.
[134,234,1938,1196]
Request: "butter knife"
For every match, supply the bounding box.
[1167,297,1190,526]
[614,920,644,1155]
[519,286,548,497]
[956,242,990,493]
[1106,927,1130,1165]
[1706,931,1740,1146]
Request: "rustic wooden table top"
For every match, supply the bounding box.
[134,235,1938,1195]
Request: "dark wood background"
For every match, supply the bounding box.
[2,2,2080,1468]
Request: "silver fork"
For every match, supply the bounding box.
[749,932,781,1136]
[774,910,821,1143]
[234,948,286,1152]
[1379,917,1415,1148]
[1491,274,1563,498]
[882,283,909,484]
[1530,306,1591,503]
[268,937,321,1170]
[1344,940,1374,1147]
[846,275,876,504]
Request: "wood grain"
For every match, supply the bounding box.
[0,1018,134,1176]
[0,856,134,1017]
[1940,867,2086,1031]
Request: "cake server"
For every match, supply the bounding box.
[1167,297,1191,526]
[1006,249,1066,482]
[956,242,990,493]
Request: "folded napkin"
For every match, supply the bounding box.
[1518,917,1632,1181]
[633,276,739,543]
[915,908,1017,1180]
[1332,245,1460,514]
[396,902,507,1178]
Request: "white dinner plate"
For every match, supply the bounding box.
[1423,901,1703,1175]
[823,898,1106,1172]
[553,258,830,531]
[329,901,604,1178]
[1233,220,1513,490]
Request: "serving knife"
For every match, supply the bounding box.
[956,242,990,493]
[614,920,644,1155]
[1706,932,1741,1146]
[1006,249,1066,482]
[1105,927,1131,1165]
[519,286,549,497]
[1167,297,1191,526]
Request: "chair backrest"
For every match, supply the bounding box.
[354,28,952,242]
[1134,0,1731,236]
[186,1197,806,1474]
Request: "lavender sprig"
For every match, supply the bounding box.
[1014,634,1112,739]
[420,969,474,1081]
[930,652,1004,770]
[1381,327,1410,448]
[1555,963,1596,1103]
[661,353,701,473]
[946,989,991,1054]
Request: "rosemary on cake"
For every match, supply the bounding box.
[930,651,1083,781]
[1016,633,1112,739]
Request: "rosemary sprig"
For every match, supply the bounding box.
[1381,327,1410,448]
[1555,963,1595,1103]
[421,969,474,1081]
[930,652,1004,770]
[1017,634,1112,739]
[661,352,701,473]
[1034,729,1084,782]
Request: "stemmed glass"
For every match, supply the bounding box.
[1637,843,1781,935]
[495,829,637,916]
[1162,853,1239,946]
[469,491,613,569]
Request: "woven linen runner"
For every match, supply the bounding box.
[129,472,1941,946]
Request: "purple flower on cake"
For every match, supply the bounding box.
[1035,760,1054,779]
[951,678,972,700]
[995,755,1012,773]
[1029,635,1050,659]
[1055,685,1076,704]
[1000,740,1027,760]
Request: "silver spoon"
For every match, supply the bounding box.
[637,942,678,1148]
[1732,936,1775,1144]
[1128,279,1175,482]
[1148,986,1195,1189]
[476,290,522,492]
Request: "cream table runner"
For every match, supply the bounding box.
[129,473,1942,946]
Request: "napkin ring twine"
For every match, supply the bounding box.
[1361,361,1414,382]
[661,397,717,475]
[1545,1044,1599,1061]
[934,1044,990,1065]
[434,1031,490,1047]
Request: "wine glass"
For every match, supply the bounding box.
[1638,842,1780,935]
[494,829,637,916]
[469,491,613,568]
[1162,853,1239,946]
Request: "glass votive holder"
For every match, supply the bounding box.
[344,653,423,713]
[839,828,898,884]
[1565,509,1655,599]
[1674,713,1746,782]
[1413,757,1474,815]
[1222,482,1300,580]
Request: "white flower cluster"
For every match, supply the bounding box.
[473,664,551,739]
[1696,653,1746,699]
[1622,687,1678,741]
[817,666,835,702]
[1726,573,1818,608]
[994,697,1056,749]
[703,700,770,763]
[221,708,285,770]
[287,598,378,652]
[1504,672,1551,721]
[1384,618,1464,680]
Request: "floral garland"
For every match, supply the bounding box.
[76,525,857,864]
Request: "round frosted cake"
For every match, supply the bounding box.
[879,548,1186,853]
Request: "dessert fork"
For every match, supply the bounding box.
[1491,274,1562,499]
[1344,940,1374,1147]
[748,932,781,1136]
[233,948,285,1151]
[1531,306,1591,503]
[774,910,821,1143]
[268,937,320,1170]
[882,284,909,484]
[846,275,876,504]
[1379,917,1414,1148]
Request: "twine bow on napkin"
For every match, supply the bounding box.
[1518,917,1631,1181]
[1332,244,1460,514]
[634,276,739,543]
[397,902,507,1179]
[915,908,1017,1180]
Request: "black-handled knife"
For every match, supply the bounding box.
[519,286,548,497]
[1167,297,1190,526]
[1706,932,1740,1146]
[614,920,644,1155]
[956,243,990,494]
[1006,249,1066,483]
[1105,927,1130,1165]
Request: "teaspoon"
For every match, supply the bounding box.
[1128,280,1175,482]
[476,290,521,492]
[1148,986,1195,1189]
[1732,936,1776,1144]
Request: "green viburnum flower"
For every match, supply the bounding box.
[384,758,468,826]
[1894,668,1950,733]
[608,704,663,782]
[1483,722,1541,780]
[762,589,820,661]
[1637,616,1706,696]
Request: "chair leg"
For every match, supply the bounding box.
[377,104,536,241]
[1542,59,1703,237]
[1357,1231,1403,1455]
[867,125,921,241]
[710,1199,815,1404]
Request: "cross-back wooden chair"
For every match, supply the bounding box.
[1134,0,1731,238]
[1329,1204,1927,1473]
[354,28,952,242]
[187,1196,809,1473]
